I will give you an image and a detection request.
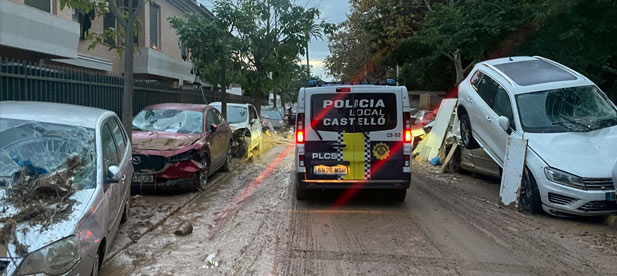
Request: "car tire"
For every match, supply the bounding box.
[221,143,232,172]
[520,167,542,214]
[459,113,480,149]
[120,198,130,224]
[91,247,103,276]
[295,176,310,201]
[390,189,407,202]
[194,157,209,192]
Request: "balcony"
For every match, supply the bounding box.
[133,48,195,83]
[0,0,79,59]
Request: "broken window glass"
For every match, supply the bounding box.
[0,118,96,190]
[132,109,204,134]
[516,85,617,133]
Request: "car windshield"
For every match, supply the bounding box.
[216,106,247,124]
[0,118,96,190]
[261,109,282,120]
[516,85,617,133]
[133,109,203,134]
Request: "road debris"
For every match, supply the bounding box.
[203,252,219,268]
[499,137,527,207]
[174,221,193,236]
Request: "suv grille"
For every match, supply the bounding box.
[578,201,617,212]
[584,178,615,190]
[548,193,578,205]
[132,154,167,173]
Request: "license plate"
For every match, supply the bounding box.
[313,165,348,175]
[132,174,154,183]
[606,192,617,201]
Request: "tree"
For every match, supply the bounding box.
[170,1,247,120]
[61,0,147,139]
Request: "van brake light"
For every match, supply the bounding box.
[403,112,411,143]
[296,113,305,144]
[296,130,305,143]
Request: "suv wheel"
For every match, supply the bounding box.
[519,167,542,214]
[459,113,480,149]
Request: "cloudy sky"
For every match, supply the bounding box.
[198,0,351,81]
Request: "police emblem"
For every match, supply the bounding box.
[372,142,390,160]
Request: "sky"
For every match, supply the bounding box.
[197,0,351,82]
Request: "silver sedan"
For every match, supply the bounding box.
[0,101,132,276]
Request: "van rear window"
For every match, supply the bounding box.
[310,93,397,132]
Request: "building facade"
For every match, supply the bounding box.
[0,0,211,86]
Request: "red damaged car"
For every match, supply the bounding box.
[131,103,232,192]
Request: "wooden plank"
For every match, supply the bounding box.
[440,143,459,173]
[499,137,528,208]
[420,99,457,161]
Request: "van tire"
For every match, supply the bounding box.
[390,190,406,202]
[460,113,480,149]
[520,167,542,214]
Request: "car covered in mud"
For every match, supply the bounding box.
[210,102,262,157]
[0,101,132,276]
[261,106,285,129]
[131,103,232,192]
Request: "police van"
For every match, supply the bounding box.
[294,85,413,201]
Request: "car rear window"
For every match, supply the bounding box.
[310,93,397,132]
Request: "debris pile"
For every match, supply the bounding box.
[0,154,84,256]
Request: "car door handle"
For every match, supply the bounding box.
[466,97,473,103]
[485,115,492,122]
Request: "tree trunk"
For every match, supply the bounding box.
[255,90,262,115]
[122,23,135,142]
[453,51,464,84]
[221,62,228,121]
[306,40,310,80]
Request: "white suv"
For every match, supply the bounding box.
[457,56,617,216]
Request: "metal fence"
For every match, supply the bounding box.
[0,57,260,120]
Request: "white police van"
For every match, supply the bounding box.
[294,85,413,201]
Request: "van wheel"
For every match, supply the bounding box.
[460,113,480,149]
[295,176,310,201]
[390,190,407,202]
[520,167,542,214]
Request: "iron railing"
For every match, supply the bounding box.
[0,57,260,120]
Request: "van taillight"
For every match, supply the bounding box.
[403,112,411,143]
[299,154,305,167]
[296,113,305,144]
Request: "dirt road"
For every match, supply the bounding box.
[101,142,617,275]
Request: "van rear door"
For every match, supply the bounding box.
[304,87,402,181]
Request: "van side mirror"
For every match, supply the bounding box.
[209,123,217,132]
[498,116,510,133]
[106,165,120,183]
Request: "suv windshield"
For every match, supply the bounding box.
[516,85,617,133]
[0,118,96,190]
[261,109,282,120]
[133,109,203,134]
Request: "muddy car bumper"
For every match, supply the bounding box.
[297,173,411,189]
[539,177,617,216]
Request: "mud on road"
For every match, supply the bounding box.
[102,141,617,276]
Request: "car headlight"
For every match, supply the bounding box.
[544,167,585,189]
[168,149,199,162]
[17,235,80,275]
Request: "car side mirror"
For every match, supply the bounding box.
[250,118,256,125]
[498,116,510,133]
[209,123,217,132]
[106,165,120,183]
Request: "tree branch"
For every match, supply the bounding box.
[107,0,127,28]
[423,0,433,11]
[442,51,455,62]
[130,0,146,22]
[463,60,477,73]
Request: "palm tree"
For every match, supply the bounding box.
[304,19,325,80]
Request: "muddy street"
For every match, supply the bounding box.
[101,142,617,276]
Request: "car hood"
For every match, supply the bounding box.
[229,121,250,132]
[132,131,201,151]
[0,189,94,259]
[525,125,617,178]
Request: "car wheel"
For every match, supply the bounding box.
[295,176,310,201]
[91,249,102,276]
[520,167,542,214]
[120,198,130,224]
[221,144,232,172]
[195,158,209,191]
[389,189,407,202]
[459,113,480,149]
